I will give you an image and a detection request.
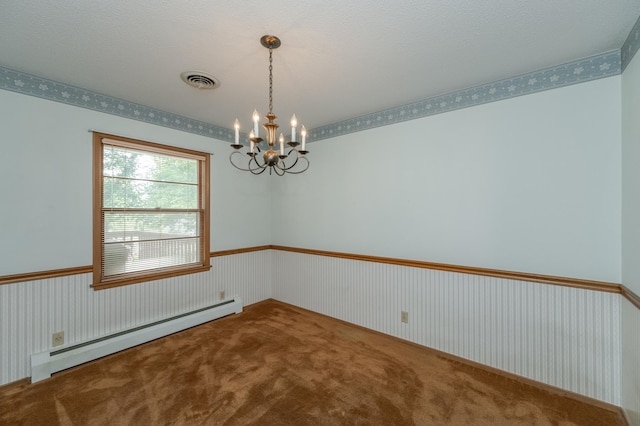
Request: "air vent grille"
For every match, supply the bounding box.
[180,71,219,90]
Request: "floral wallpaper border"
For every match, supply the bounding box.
[2,10,639,145]
[310,50,621,141]
[622,12,640,72]
[0,67,233,142]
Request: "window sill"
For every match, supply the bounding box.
[91,264,212,290]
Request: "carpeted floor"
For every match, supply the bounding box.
[0,299,625,425]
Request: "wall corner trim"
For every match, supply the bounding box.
[620,285,640,310]
[622,14,640,72]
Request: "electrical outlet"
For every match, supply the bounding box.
[219,290,225,300]
[401,311,409,323]
[52,331,64,347]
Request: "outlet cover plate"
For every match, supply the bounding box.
[52,331,64,347]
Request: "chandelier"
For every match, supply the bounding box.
[230,35,309,175]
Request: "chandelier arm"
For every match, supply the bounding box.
[274,150,309,174]
[248,153,269,174]
[273,166,285,176]
[281,156,309,174]
[276,148,301,171]
[230,149,271,175]
[229,151,254,172]
[277,156,298,171]
[250,165,268,175]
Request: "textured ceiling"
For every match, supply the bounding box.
[1,1,639,132]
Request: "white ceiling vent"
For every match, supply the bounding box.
[180,71,220,90]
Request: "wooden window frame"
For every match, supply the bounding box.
[92,132,210,290]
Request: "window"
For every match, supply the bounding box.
[92,132,210,289]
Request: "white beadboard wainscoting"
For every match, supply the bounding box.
[0,250,272,386]
[271,250,622,405]
[0,247,626,408]
[622,297,640,425]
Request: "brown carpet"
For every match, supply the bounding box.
[0,299,625,425]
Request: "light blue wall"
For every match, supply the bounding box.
[0,90,272,276]
[622,34,640,301]
[621,39,640,426]
[272,77,622,282]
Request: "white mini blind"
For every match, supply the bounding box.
[95,135,210,287]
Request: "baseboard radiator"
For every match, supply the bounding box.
[30,297,243,383]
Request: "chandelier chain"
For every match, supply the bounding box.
[268,48,273,114]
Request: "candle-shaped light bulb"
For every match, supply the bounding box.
[290,114,297,142]
[279,133,285,155]
[301,125,307,151]
[252,110,260,138]
[249,130,255,153]
[233,119,240,145]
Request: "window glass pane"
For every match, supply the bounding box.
[151,155,198,184]
[103,145,141,179]
[103,212,201,278]
[103,178,198,209]
[103,177,144,209]
[104,146,198,184]
[103,238,201,277]
[104,212,199,237]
